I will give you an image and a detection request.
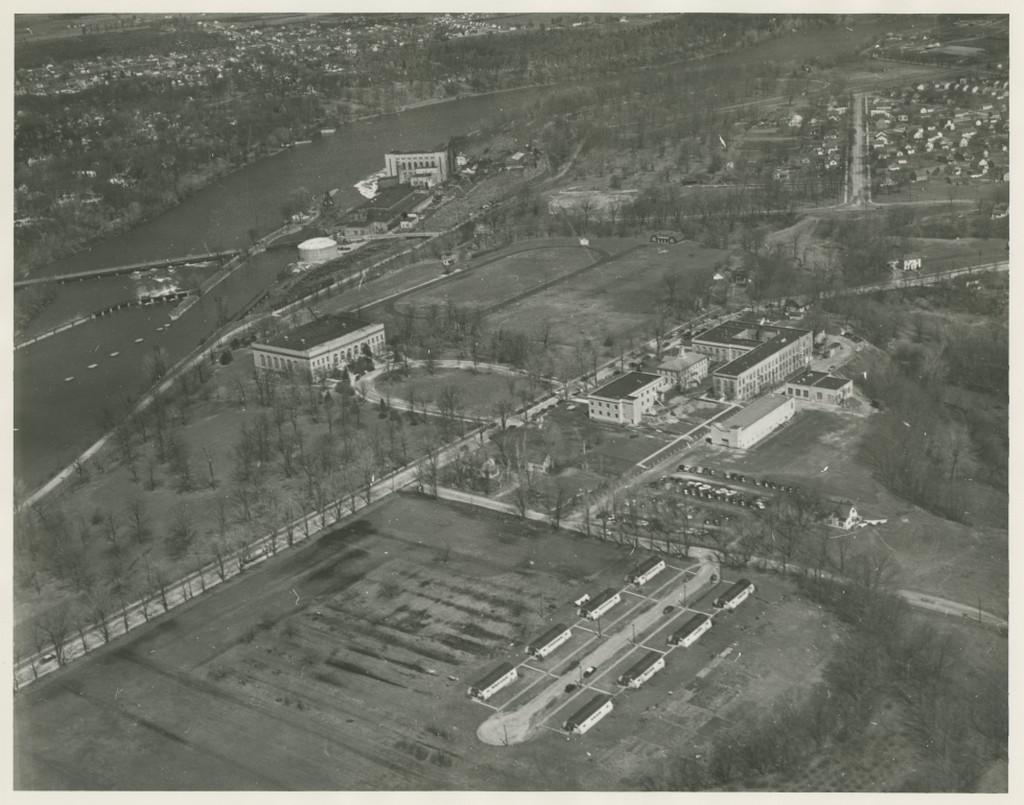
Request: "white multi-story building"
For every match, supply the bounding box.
[691,320,813,401]
[656,352,709,391]
[586,372,665,425]
[384,145,454,188]
[252,315,385,381]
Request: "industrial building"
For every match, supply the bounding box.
[707,395,796,449]
[384,144,455,188]
[467,663,518,701]
[667,614,712,648]
[627,556,667,587]
[656,351,709,391]
[579,588,622,620]
[617,651,666,689]
[252,315,385,380]
[784,370,854,406]
[338,184,426,240]
[714,579,756,610]
[526,624,573,659]
[563,694,614,735]
[297,237,340,264]
[691,320,813,401]
[586,372,665,425]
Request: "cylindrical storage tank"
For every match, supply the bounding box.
[297,237,339,264]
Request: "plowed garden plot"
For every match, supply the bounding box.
[15,497,843,791]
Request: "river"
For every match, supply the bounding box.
[14,16,908,490]
[14,89,544,489]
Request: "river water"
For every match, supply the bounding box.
[14,17,906,489]
[14,89,543,488]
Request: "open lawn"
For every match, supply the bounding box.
[14,349,449,652]
[14,495,843,790]
[681,406,1007,616]
[377,366,527,418]
[485,241,728,354]
[394,243,599,312]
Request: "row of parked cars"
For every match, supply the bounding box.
[663,474,768,510]
[679,465,799,495]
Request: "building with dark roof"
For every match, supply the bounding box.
[579,588,622,620]
[467,662,518,701]
[586,371,666,425]
[563,694,614,735]
[691,320,813,401]
[252,314,385,380]
[714,578,756,610]
[617,651,666,689]
[526,624,573,659]
[707,394,795,449]
[668,614,712,648]
[784,371,853,406]
[627,556,667,586]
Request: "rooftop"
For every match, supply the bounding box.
[672,613,712,639]
[695,319,808,350]
[298,236,337,250]
[658,353,707,372]
[258,314,378,351]
[565,694,612,727]
[789,370,853,391]
[620,651,664,679]
[472,662,516,690]
[716,395,792,430]
[715,328,810,378]
[589,371,662,400]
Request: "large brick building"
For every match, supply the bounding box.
[691,320,813,401]
[251,315,385,380]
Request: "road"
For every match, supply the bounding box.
[847,92,870,206]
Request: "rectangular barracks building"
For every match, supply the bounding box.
[467,663,518,701]
[526,624,573,659]
[784,370,854,406]
[252,314,386,380]
[563,694,614,735]
[707,394,795,449]
[617,651,666,689]
[691,321,813,401]
[668,613,712,648]
[586,372,666,425]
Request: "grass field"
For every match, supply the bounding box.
[377,366,526,417]
[484,241,728,353]
[14,495,843,790]
[394,244,599,312]
[681,406,1007,616]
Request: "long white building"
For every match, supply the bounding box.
[526,624,573,659]
[252,314,385,381]
[467,663,518,701]
[564,694,614,735]
[691,320,813,401]
[617,651,666,689]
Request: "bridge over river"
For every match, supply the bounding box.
[13,249,241,288]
